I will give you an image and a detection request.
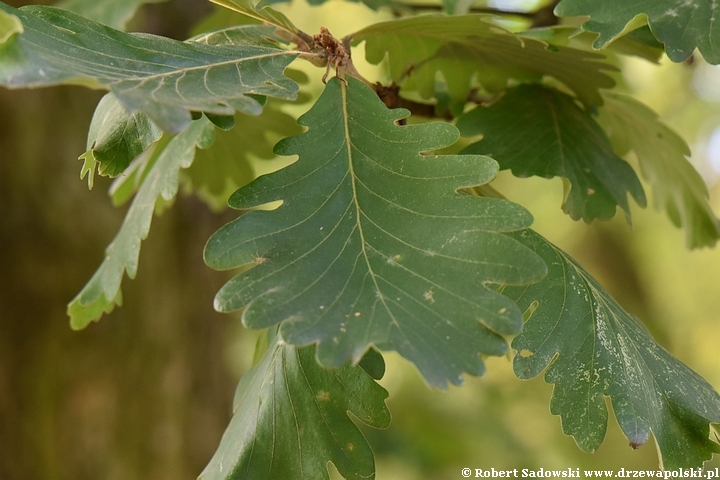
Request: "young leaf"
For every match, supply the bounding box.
[457,85,646,222]
[67,117,215,329]
[199,332,390,480]
[183,103,302,211]
[351,14,616,108]
[596,92,720,249]
[0,4,299,133]
[55,0,166,30]
[204,76,547,388]
[79,93,163,189]
[555,0,720,64]
[504,229,720,469]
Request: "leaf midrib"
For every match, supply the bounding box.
[341,80,399,329]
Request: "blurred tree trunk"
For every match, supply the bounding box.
[0,2,245,478]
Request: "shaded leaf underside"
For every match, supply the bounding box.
[205,76,547,388]
[458,84,646,222]
[0,4,299,132]
[199,332,390,480]
[505,229,720,469]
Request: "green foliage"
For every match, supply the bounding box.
[3,0,720,477]
[55,0,166,30]
[556,0,720,63]
[596,92,720,248]
[352,15,616,109]
[205,76,547,388]
[0,4,300,132]
[199,331,391,480]
[68,117,215,329]
[183,102,301,210]
[505,229,720,469]
[79,93,163,189]
[457,85,646,222]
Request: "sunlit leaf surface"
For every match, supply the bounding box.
[597,92,720,248]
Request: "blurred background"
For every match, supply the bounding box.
[1,0,719,479]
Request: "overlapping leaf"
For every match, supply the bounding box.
[597,92,720,248]
[555,0,720,63]
[0,4,299,133]
[183,103,301,210]
[504,229,720,468]
[79,93,163,189]
[67,117,215,329]
[351,14,616,108]
[204,76,547,388]
[55,0,166,30]
[457,85,646,222]
[199,331,390,480]
[522,26,664,63]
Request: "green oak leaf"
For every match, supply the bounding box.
[504,229,720,468]
[199,331,390,480]
[210,0,302,39]
[204,76,547,388]
[522,26,664,63]
[79,93,163,189]
[0,4,299,133]
[457,85,646,222]
[183,103,302,211]
[68,117,215,329]
[555,0,720,63]
[189,24,289,48]
[597,92,720,248]
[55,0,166,30]
[351,14,616,108]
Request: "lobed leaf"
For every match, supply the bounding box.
[204,76,547,388]
[0,4,299,133]
[596,92,720,248]
[198,331,390,480]
[521,26,664,64]
[68,117,215,329]
[351,14,616,108]
[457,85,646,222]
[55,0,166,30]
[79,93,163,189]
[183,102,302,211]
[505,229,720,468]
[555,0,720,64]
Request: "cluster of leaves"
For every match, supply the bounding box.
[2,0,720,478]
